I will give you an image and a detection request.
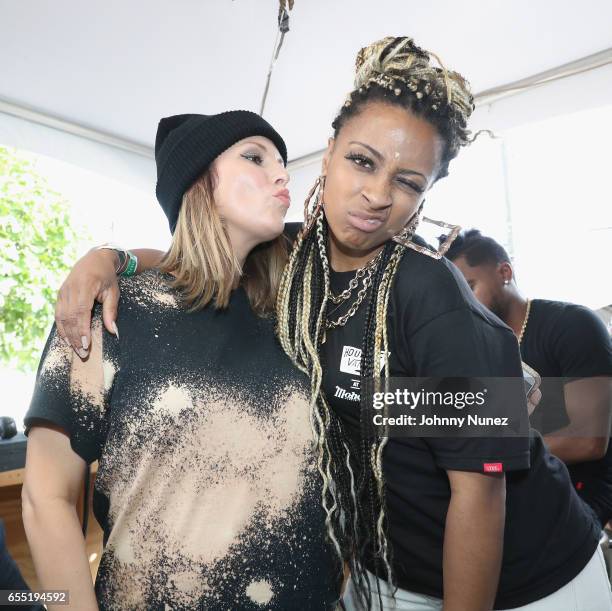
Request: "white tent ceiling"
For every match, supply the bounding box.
[2,0,612,162]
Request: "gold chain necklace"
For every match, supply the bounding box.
[518,298,531,344]
[326,267,376,329]
[327,254,382,329]
[328,251,383,305]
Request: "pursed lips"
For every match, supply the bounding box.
[274,188,291,207]
[347,210,387,233]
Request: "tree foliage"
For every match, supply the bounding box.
[0,146,78,371]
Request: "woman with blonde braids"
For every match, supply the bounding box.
[53,38,611,610]
[273,37,612,611]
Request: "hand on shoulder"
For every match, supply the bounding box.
[55,248,120,359]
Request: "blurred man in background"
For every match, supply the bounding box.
[445,229,612,527]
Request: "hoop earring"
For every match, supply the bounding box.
[393,203,423,242]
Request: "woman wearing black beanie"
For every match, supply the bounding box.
[23,111,343,610]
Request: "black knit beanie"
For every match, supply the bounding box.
[154,110,288,233]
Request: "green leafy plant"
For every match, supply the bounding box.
[0,146,78,371]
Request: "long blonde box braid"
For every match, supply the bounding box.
[275,173,408,596]
[275,193,349,564]
[369,242,406,589]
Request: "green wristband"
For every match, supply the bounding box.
[120,251,138,277]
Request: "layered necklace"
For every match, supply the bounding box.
[326,251,383,329]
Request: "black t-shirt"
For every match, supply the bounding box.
[322,250,600,609]
[25,270,341,611]
[522,298,612,525]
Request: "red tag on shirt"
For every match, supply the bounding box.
[483,463,503,473]
[576,481,584,491]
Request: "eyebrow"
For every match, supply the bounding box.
[348,140,427,180]
[243,140,267,152]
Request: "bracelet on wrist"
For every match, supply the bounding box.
[120,251,138,277]
[95,244,137,276]
[115,250,128,274]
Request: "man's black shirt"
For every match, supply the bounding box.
[522,298,612,526]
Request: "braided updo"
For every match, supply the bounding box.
[332,36,475,179]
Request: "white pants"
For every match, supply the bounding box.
[342,547,612,610]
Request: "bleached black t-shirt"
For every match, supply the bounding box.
[26,270,341,611]
[522,299,612,526]
[322,249,600,610]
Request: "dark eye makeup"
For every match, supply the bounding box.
[346,151,424,194]
[241,152,264,165]
[345,152,373,169]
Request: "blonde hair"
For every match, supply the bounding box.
[159,171,288,315]
[335,36,474,179]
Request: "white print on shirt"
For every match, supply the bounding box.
[339,345,390,376]
[334,386,360,402]
[340,346,361,376]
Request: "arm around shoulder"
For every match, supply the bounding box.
[56,246,164,358]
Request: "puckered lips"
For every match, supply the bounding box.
[347,209,387,233]
[274,188,291,207]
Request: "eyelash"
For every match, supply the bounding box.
[346,153,373,169]
[242,152,263,165]
[345,153,424,194]
[399,179,424,194]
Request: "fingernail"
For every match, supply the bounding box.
[111,322,119,339]
[81,336,89,350]
[77,348,89,359]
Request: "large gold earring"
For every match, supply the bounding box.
[393,203,423,243]
[393,204,461,260]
